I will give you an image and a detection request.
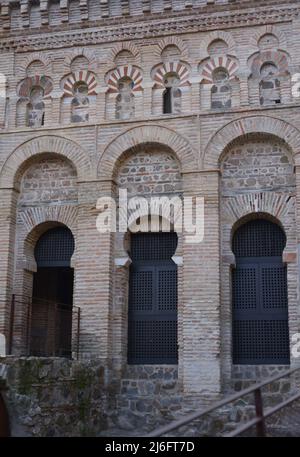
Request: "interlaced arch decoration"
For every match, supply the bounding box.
[249,50,290,78]
[17,75,53,98]
[200,56,238,83]
[62,71,97,96]
[152,62,190,88]
[106,65,143,93]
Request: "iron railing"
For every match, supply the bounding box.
[146,367,300,437]
[0,294,80,359]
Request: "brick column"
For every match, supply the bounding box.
[0,188,18,340]
[142,85,153,117]
[180,170,221,396]
[111,256,131,371]
[190,79,200,113]
[73,180,114,360]
[239,76,250,107]
[50,93,62,125]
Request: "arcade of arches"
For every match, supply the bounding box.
[0,129,298,398]
[2,0,300,437]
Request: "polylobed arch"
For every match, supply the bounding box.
[98,125,197,179]
[202,115,300,169]
[0,135,92,189]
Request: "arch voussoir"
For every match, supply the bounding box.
[0,135,92,188]
[98,125,197,179]
[203,115,300,169]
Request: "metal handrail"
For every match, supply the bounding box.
[146,366,300,437]
[226,391,300,437]
[6,294,81,359]
[0,293,79,309]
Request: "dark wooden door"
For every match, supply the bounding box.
[30,227,75,357]
[128,233,178,364]
[232,219,290,365]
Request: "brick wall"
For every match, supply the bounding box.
[220,135,297,388]
[0,0,300,405]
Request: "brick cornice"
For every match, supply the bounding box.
[0,3,299,53]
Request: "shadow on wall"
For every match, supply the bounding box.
[0,333,10,437]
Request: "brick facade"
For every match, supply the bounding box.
[1,0,300,424]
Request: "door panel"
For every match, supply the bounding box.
[128,261,178,364]
[232,219,290,365]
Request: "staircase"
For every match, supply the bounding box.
[101,366,300,437]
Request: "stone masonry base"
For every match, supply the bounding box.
[1,357,300,437]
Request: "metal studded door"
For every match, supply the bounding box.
[128,233,178,364]
[232,219,290,365]
[34,226,75,267]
